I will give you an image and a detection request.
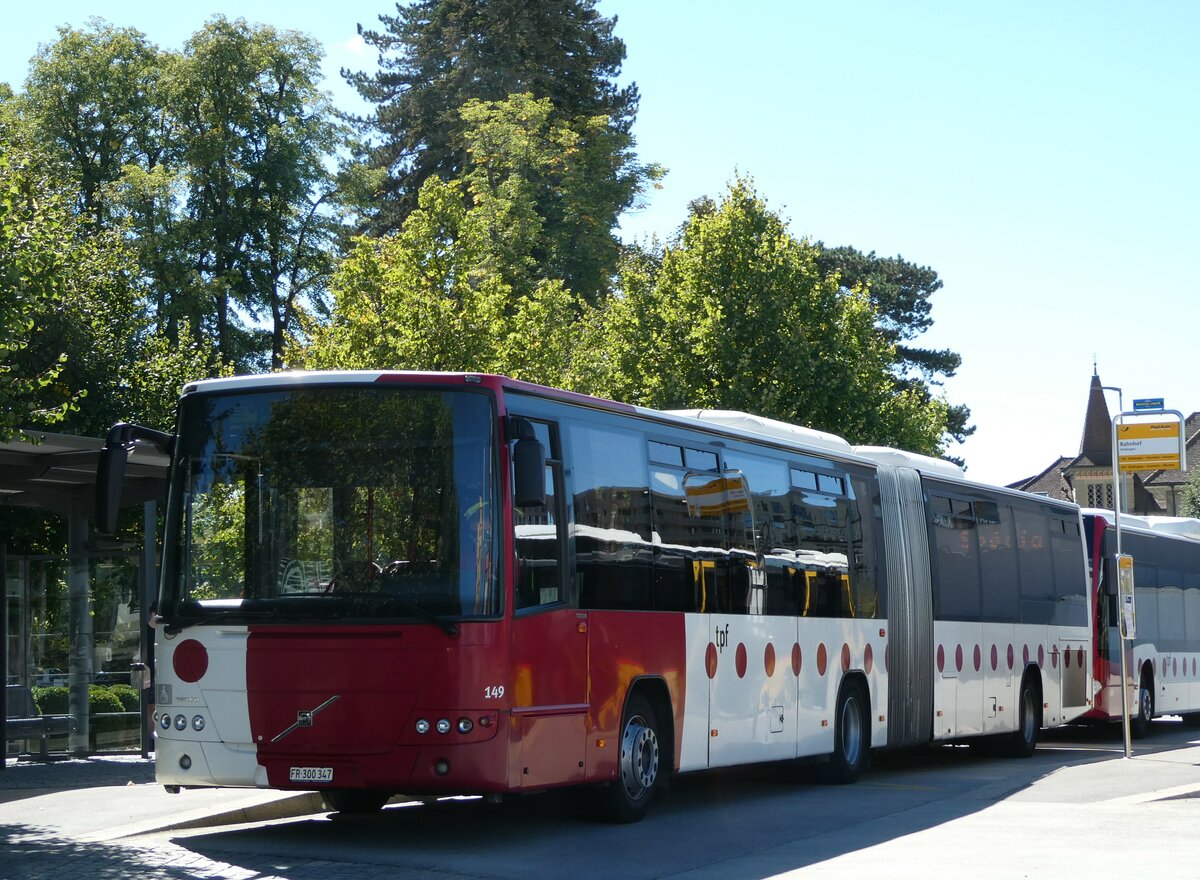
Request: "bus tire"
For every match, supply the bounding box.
[1007,673,1041,758]
[321,789,390,814]
[1131,671,1154,738]
[595,692,661,823]
[819,678,870,784]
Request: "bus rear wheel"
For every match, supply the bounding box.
[1006,675,1040,758]
[819,678,870,784]
[321,789,390,814]
[1131,673,1154,738]
[595,692,661,823]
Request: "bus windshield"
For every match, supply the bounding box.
[159,385,499,625]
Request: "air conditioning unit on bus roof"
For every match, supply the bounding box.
[1082,507,1200,542]
[851,446,966,479]
[665,410,854,456]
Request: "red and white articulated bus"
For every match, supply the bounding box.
[1082,509,1200,735]
[98,372,1092,821]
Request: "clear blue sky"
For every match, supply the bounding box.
[4,1,1197,487]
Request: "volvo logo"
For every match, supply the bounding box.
[271,695,341,743]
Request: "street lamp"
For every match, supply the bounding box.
[1102,385,1123,414]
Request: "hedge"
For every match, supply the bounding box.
[32,684,134,715]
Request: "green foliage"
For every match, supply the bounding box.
[574,177,950,454]
[1182,467,1200,519]
[89,686,126,714]
[814,244,972,450]
[21,16,347,374]
[348,0,643,239]
[106,684,141,713]
[458,93,660,302]
[32,686,67,714]
[0,113,89,439]
[170,16,345,369]
[22,19,165,227]
[296,96,594,383]
[32,684,134,716]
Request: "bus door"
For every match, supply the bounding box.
[509,420,587,788]
[927,493,986,737]
[684,462,794,769]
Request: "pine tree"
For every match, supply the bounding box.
[346,0,643,244]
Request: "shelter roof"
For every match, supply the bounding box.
[0,431,168,519]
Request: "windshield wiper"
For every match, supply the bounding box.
[369,593,460,637]
[162,606,277,635]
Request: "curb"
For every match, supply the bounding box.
[161,791,328,831]
[79,791,328,842]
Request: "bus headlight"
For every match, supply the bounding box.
[160,714,172,730]
[174,714,187,731]
[415,719,430,734]
[191,715,205,732]
[436,718,451,734]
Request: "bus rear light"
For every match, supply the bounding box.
[415,719,430,734]
[436,719,451,734]
[456,718,473,734]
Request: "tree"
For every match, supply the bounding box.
[22,19,167,228]
[347,0,651,297]
[21,17,347,373]
[297,93,665,380]
[1182,467,1200,520]
[296,173,579,384]
[0,97,83,440]
[0,87,213,443]
[815,244,973,451]
[170,16,345,370]
[575,178,950,454]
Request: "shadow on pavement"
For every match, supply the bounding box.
[167,731,1143,880]
[0,756,154,805]
[0,823,207,879]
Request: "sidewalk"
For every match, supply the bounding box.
[0,754,324,841]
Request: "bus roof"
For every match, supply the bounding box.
[178,371,1074,510]
[1082,508,1200,542]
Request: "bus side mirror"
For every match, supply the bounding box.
[510,418,546,508]
[96,442,129,535]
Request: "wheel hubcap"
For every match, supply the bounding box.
[841,696,862,765]
[1140,688,1153,722]
[619,714,659,799]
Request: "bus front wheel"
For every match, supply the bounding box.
[595,692,661,823]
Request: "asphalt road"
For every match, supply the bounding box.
[4,720,1200,879]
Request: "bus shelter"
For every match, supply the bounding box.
[1,430,168,763]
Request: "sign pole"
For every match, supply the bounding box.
[1111,404,1186,758]
[1111,414,1132,758]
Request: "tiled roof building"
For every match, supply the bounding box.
[1007,370,1198,515]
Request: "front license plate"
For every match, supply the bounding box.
[289,766,333,783]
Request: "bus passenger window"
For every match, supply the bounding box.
[514,421,564,610]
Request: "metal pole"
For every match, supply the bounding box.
[1,540,7,771]
[67,499,91,756]
[1111,414,1132,758]
[140,500,156,758]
